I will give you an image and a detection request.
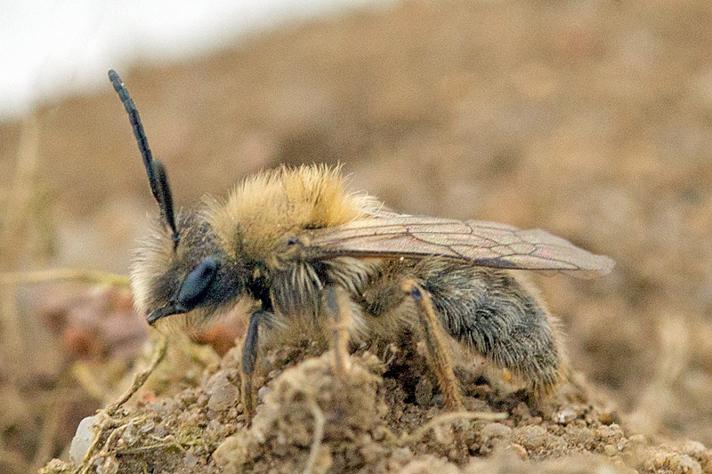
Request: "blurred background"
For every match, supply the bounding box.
[2,0,712,472]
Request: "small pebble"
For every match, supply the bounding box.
[507,443,529,461]
[678,440,707,457]
[95,456,119,474]
[603,444,618,456]
[554,407,577,424]
[481,422,512,440]
[513,425,548,450]
[184,452,199,468]
[207,373,239,412]
[391,447,414,462]
[595,424,623,441]
[69,416,99,464]
[154,423,168,438]
[597,410,616,425]
[139,421,155,434]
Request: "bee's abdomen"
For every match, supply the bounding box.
[416,260,565,394]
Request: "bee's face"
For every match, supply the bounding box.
[107,69,251,326]
[131,212,248,325]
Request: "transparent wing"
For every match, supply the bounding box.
[304,215,614,277]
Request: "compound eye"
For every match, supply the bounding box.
[177,257,218,308]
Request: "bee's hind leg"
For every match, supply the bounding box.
[241,309,271,422]
[324,286,353,378]
[401,279,464,411]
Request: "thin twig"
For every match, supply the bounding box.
[116,435,193,456]
[106,335,168,414]
[0,269,130,288]
[75,335,168,474]
[0,114,41,474]
[0,114,40,256]
[0,115,41,387]
[31,396,64,469]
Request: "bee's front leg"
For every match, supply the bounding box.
[401,279,464,411]
[241,309,271,422]
[324,285,353,378]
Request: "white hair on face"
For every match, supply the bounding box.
[129,216,174,316]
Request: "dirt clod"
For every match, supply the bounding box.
[43,337,712,473]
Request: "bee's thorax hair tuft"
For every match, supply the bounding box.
[206,164,382,262]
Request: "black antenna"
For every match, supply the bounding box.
[108,69,180,247]
[152,160,180,248]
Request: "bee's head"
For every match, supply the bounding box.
[130,212,248,326]
[109,69,248,326]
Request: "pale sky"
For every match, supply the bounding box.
[0,0,390,119]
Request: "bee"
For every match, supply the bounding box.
[108,69,614,417]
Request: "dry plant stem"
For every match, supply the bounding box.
[302,399,326,474]
[115,432,202,456]
[402,279,464,411]
[0,115,40,379]
[0,113,40,249]
[0,291,21,370]
[0,117,40,474]
[326,286,352,379]
[31,398,63,470]
[75,335,168,474]
[96,423,130,458]
[0,269,130,288]
[106,335,168,414]
[399,411,508,446]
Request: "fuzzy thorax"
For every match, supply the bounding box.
[206,164,382,262]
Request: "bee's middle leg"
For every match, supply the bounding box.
[401,279,464,411]
[241,309,271,422]
[324,285,353,378]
